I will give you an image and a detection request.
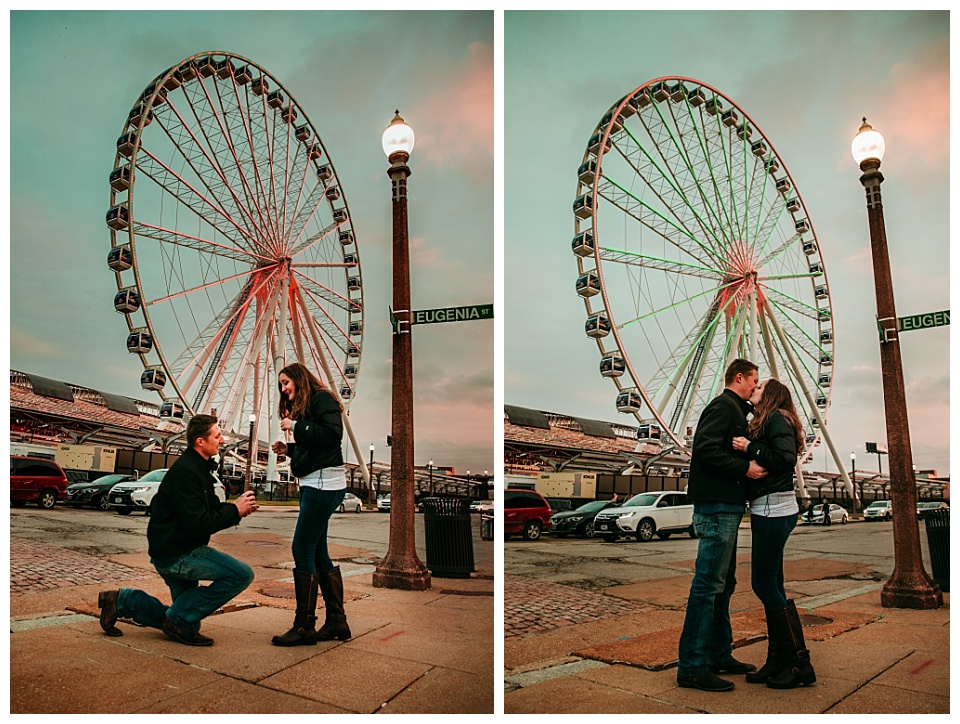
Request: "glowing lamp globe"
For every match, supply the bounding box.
[851,118,885,166]
[382,111,415,159]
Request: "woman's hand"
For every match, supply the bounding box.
[271,440,287,455]
[732,436,749,452]
[279,417,295,433]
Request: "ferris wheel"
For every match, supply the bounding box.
[107,51,363,452]
[573,77,837,464]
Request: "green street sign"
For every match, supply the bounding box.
[898,310,949,333]
[411,304,493,325]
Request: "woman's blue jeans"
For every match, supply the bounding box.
[291,486,345,574]
[677,511,742,677]
[116,545,254,629]
[750,513,797,610]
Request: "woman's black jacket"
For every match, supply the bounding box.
[286,390,344,478]
[745,410,799,500]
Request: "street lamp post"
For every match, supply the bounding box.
[368,444,376,507]
[373,111,431,591]
[428,459,434,496]
[245,414,256,493]
[850,452,857,518]
[852,118,941,609]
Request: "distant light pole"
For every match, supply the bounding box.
[850,452,857,517]
[852,118,941,609]
[428,459,434,496]
[245,414,256,493]
[368,444,376,507]
[373,111,431,591]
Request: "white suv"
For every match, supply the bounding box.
[864,500,893,521]
[593,490,695,542]
[108,468,226,515]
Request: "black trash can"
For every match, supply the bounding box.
[421,497,475,578]
[922,508,950,592]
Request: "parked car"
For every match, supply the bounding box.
[470,499,494,514]
[550,500,616,538]
[504,488,552,541]
[802,503,848,525]
[916,501,949,518]
[66,473,134,510]
[377,494,391,512]
[864,500,893,521]
[108,468,226,515]
[10,456,69,509]
[338,492,363,513]
[594,490,695,542]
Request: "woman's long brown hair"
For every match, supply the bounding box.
[747,378,805,449]
[278,363,328,420]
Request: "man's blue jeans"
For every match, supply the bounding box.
[750,513,797,610]
[677,511,742,677]
[116,546,254,629]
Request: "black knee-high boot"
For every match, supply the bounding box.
[766,600,816,688]
[745,608,787,683]
[315,566,351,641]
[272,569,318,646]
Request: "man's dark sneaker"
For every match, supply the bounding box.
[677,670,735,692]
[98,590,123,637]
[709,657,758,675]
[162,617,214,646]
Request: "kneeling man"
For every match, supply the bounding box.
[98,414,259,646]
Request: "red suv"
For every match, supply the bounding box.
[10,456,69,509]
[504,488,552,540]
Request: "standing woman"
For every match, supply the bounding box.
[732,378,816,689]
[270,362,351,645]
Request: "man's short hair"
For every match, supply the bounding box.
[186,414,219,449]
[725,358,758,385]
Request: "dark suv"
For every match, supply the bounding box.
[10,456,69,509]
[504,488,552,541]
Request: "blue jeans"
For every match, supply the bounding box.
[750,514,797,609]
[117,545,254,629]
[291,486,345,574]
[677,511,742,676]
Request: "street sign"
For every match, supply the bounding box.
[411,304,493,326]
[898,310,949,333]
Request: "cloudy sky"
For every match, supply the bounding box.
[504,10,950,477]
[8,11,494,473]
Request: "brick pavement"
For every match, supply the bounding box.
[9,536,151,594]
[505,574,653,638]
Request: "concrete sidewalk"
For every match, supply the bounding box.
[505,539,949,714]
[10,513,494,714]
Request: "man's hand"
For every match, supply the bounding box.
[271,440,287,455]
[746,460,767,479]
[234,490,259,517]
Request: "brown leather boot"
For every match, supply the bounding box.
[271,569,318,646]
[315,566,351,641]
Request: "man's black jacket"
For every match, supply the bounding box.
[286,390,343,479]
[147,447,240,560]
[687,388,751,505]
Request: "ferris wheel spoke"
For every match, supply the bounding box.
[755,231,803,268]
[292,269,359,315]
[131,222,269,265]
[146,264,272,308]
[609,120,724,253]
[134,149,267,255]
[599,247,726,280]
[620,280,739,330]
[278,141,314,252]
[294,278,353,349]
[286,181,335,252]
[766,299,826,362]
[761,286,828,323]
[597,176,723,267]
[154,98,273,252]
[292,294,349,388]
[195,74,282,253]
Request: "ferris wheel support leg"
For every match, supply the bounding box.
[761,300,854,502]
[748,290,759,363]
[677,314,720,437]
[240,291,282,482]
[726,306,746,369]
[293,283,372,489]
[266,273,291,485]
[758,312,782,381]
